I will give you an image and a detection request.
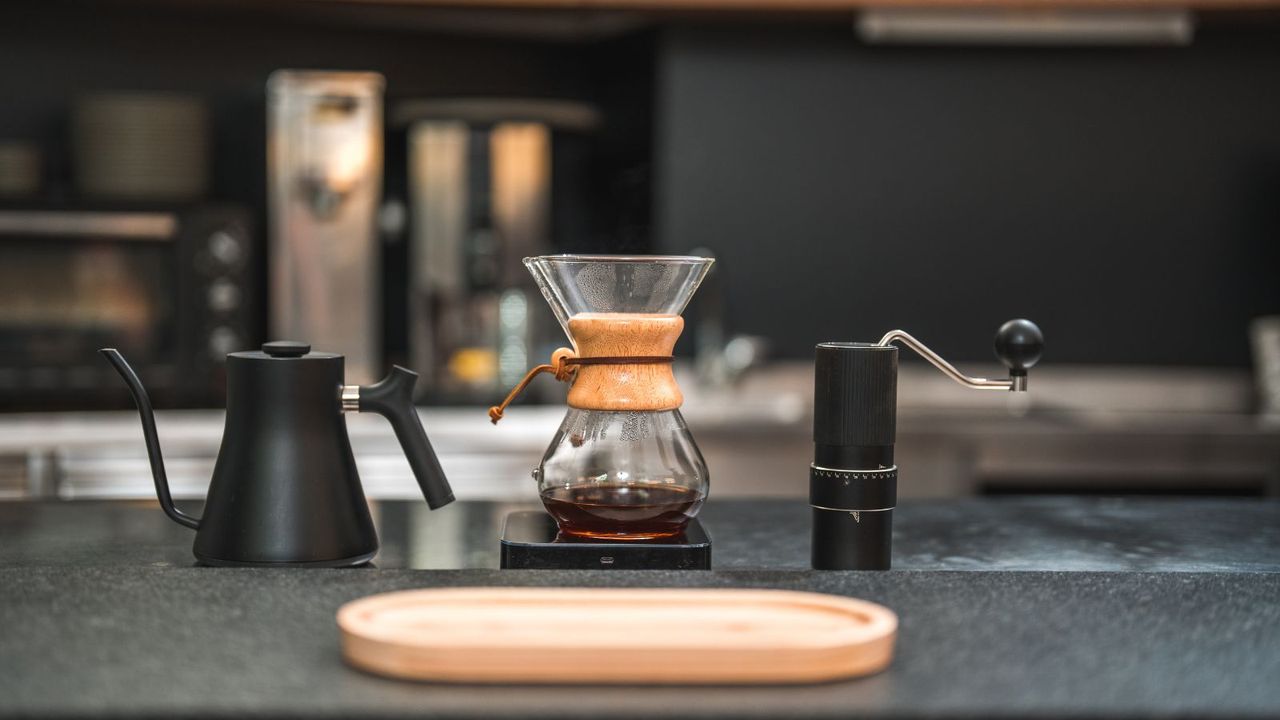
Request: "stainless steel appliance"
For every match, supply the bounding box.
[396,99,600,403]
[268,71,384,384]
[0,206,256,410]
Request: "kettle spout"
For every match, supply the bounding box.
[99,349,201,530]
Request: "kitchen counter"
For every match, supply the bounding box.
[4,363,1279,502]
[2,497,1279,719]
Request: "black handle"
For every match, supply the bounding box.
[993,319,1044,377]
[99,349,201,530]
[359,367,455,510]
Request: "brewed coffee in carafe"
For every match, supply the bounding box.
[490,255,714,541]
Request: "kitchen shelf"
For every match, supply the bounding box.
[322,0,1280,11]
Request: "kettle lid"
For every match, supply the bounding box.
[228,340,341,361]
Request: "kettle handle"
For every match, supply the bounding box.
[353,367,455,509]
[99,349,201,530]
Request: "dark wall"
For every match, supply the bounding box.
[656,25,1280,365]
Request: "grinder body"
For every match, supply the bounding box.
[811,342,898,571]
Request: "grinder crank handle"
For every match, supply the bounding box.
[877,318,1043,391]
[345,367,455,509]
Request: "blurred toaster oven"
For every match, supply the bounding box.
[0,205,257,411]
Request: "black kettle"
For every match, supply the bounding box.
[101,341,454,567]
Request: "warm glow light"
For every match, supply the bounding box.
[322,136,372,194]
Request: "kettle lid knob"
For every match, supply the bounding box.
[262,340,311,358]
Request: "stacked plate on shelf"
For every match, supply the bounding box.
[72,92,209,201]
[0,141,41,198]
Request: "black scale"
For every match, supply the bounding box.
[499,511,711,570]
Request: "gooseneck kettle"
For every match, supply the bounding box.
[102,341,454,567]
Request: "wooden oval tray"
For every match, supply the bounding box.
[337,587,897,684]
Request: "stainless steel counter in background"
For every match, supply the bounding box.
[1,363,1278,501]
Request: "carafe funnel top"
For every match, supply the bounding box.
[523,254,713,333]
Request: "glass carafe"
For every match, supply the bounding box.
[522,255,714,541]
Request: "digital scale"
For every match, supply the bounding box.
[499,511,711,570]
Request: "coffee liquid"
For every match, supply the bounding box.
[541,483,702,541]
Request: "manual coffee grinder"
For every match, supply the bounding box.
[812,319,1043,570]
[489,255,714,570]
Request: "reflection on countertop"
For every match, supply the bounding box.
[0,362,1277,501]
[3,497,1278,572]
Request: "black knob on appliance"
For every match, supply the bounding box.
[262,341,311,358]
[993,319,1043,376]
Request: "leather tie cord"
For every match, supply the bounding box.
[488,352,674,424]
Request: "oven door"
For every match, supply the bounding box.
[0,211,197,410]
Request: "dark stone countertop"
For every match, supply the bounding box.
[1,497,1279,719]
[3,496,1278,572]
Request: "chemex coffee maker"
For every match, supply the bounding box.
[102,342,454,567]
[812,319,1043,570]
[489,255,714,570]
